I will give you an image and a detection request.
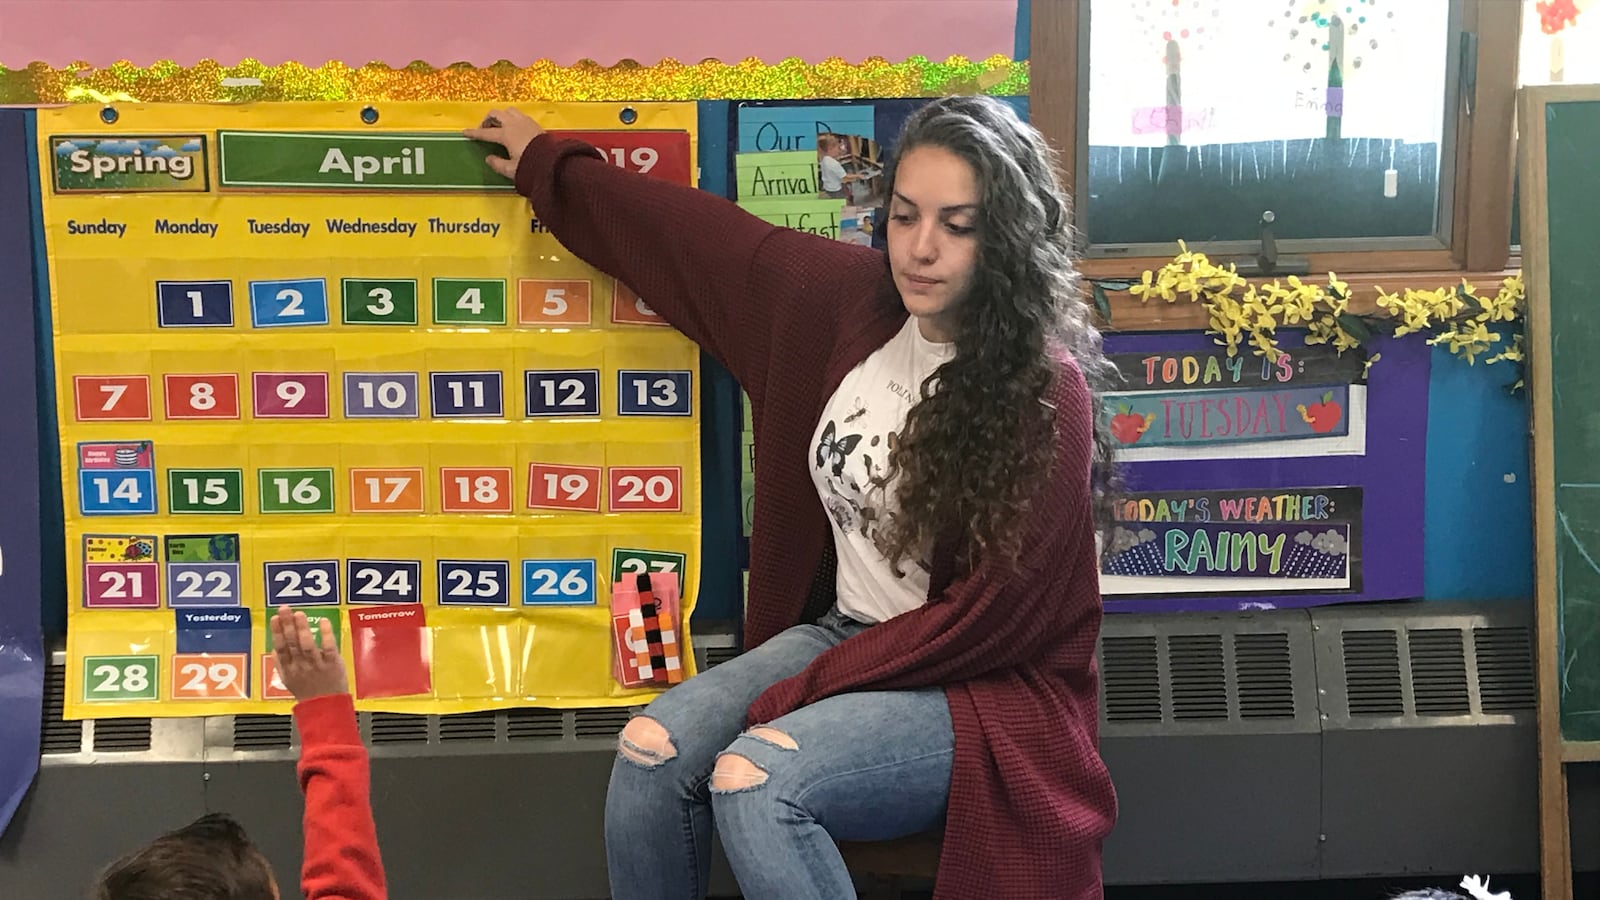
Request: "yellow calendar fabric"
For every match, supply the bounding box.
[41,102,701,719]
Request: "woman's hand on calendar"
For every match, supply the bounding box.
[271,606,348,701]
[465,108,545,179]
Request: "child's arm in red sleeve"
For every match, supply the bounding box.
[295,693,386,900]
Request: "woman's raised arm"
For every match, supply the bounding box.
[468,108,877,389]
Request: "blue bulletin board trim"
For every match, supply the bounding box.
[0,109,45,836]
[692,101,746,627]
[27,113,64,639]
[1015,0,1031,61]
[1423,346,1533,600]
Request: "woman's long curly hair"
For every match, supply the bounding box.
[874,95,1120,572]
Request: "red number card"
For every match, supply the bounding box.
[552,130,692,186]
[607,466,682,513]
[440,467,514,513]
[527,462,602,512]
[164,374,241,420]
[74,375,151,421]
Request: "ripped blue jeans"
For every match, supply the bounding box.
[604,606,954,900]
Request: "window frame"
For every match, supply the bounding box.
[1031,0,1520,290]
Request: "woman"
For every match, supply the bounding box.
[467,96,1118,900]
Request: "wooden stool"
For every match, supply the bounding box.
[839,830,941,900]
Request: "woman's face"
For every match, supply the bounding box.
[886,145,980,342]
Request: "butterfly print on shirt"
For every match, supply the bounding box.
[815,420,863,478]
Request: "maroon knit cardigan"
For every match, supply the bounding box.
[517,134,1117,900]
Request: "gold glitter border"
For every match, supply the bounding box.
[0,57,1027,104]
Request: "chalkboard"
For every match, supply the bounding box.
[1523,87,1600,753]
[1520,82,1600,900]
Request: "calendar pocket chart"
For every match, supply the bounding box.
[42,101,703,719]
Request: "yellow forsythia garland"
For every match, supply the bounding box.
[1097,241,1526,383]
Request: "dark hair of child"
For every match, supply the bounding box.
[92,812,277,900]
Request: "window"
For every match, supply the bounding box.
[1511,0,1600,248]
[1030,0,1522,278]
[1080,0,1460,255]
[1518,0,1600,86]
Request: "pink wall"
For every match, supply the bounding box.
[0,0,1016,67]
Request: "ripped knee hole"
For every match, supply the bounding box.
[745,726,798,750]
[618,717,677,766]
[710,753,769,792]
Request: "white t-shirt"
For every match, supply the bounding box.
[809,317,956,623]
[818,155,846,192]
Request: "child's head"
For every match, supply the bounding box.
[93,812,278,900]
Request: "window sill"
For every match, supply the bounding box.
[1079,249,1462,281]
[1093,267,1521,332]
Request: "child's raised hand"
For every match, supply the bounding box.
[270,606,347,701]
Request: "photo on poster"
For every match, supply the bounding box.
[735,102,884,245]
[816,131,885,208]
[1101,486,1363,598]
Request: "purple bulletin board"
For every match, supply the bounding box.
[0,109,44,835]
[1100,330,1429,613]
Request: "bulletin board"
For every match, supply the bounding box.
[41,101,702,719]
[0,109,45,835]
[1100,330,1430,611]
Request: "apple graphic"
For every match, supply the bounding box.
[1109,405,1157,444]
[1295,391,1343,434]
